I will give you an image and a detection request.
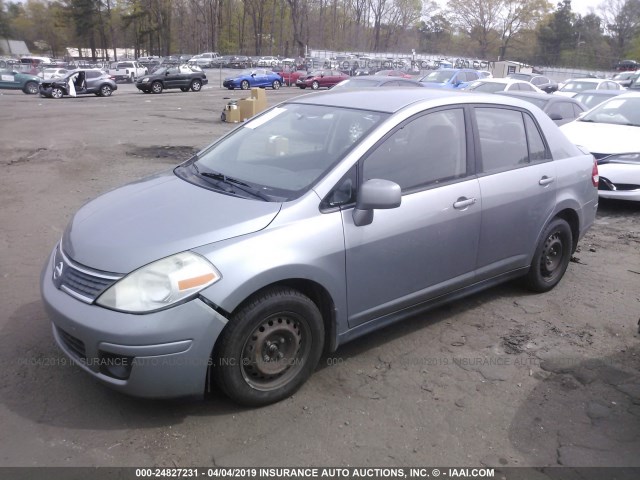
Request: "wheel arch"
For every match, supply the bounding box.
[225,279,338,354]
[553,208,580,253]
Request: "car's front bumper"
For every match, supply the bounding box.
[135,82,150,91]
[38,86,55,97]
[41,249,228,399]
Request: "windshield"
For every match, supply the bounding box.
[560,81,597,93]
[467,81,505,93]
[580,96,640,126]
[333,79,379,89]
[507,95,547,109]
[191,104,388,201]
[153,67,168,75]
[420,70,455,83]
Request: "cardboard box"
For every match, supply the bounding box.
[223,105,241,123]
[238,98,257,121]
[251,87,268,113]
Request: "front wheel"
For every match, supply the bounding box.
[213,287,325,406]
[311,81,319,90]
[99,85,113,97]
[151,81,163,94]
[51,87,64,99]
[524,218,573,292]
[240,80,250,90]
[190,79,202,92]
[272,80,281,90]
[23,81,39,94]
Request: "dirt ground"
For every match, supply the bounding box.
[0,77,639,469]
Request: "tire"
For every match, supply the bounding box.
[190,79,202,92]
[311,80,319,90]
[99,85,113,97]
[524,218,573,292]
[272,80,281,90]
[151,81,163,94]
[213,287,325,407]
[180,87,189,92]
[240,80,250,90]
[23,81,39,95]
[51,87,64,99]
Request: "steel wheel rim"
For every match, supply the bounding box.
[273,81,280,90]
[192,81,201,91]
[152,83,162,93]
[101,86,111,96]
[27,83,38,94]
[540,232,563,279]
[241,81,249,90]
[52,88,62,98]
[240,312,311,391]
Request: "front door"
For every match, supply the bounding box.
[342,107,481,327]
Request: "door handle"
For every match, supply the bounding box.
[539,176,555,186]
[453,197,476,209]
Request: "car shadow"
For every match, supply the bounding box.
[507,345,640,467]
[0,281,543,430]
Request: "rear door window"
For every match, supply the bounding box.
[476,107,549,173]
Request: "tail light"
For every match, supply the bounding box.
[591,157,599,187]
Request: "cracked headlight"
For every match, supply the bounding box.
[96,252,221,313]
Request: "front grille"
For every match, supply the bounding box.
[58,328,87,360]
[53,244,121,303]
[599,177,640,192]
[62,266,115,300]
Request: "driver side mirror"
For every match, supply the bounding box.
[352,179,401,227]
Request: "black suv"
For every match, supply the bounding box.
[135,65,208,94]
[39,69,117,98]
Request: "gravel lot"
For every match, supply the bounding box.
[0,74,639,469]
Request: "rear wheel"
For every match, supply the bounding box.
[190,79,202,92]
[51,87,64,99]
[99,85,113,97]
[23,81,39,95]
[272,80,281,90]
[524,218,573,292]
[151,81,163,94]
[213,287,324,406]
[240,80,250,90]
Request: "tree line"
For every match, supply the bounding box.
[1,0,639,70]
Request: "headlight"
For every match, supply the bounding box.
[96,252,221,313]
[141,77,149,82]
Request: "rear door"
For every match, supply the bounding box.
[343,107,481,327]
[0,69,20,89]
[473,106,556,278]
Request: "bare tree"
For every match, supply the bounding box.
[447,0,503,58]
[599,0,640,59]
[498,0,551,60]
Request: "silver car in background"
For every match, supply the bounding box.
[41,89,599,406]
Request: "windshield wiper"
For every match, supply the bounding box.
[199,171,270,201]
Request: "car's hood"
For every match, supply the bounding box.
[62,172,281,273]
[560,121,640,154]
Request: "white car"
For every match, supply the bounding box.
[560,92,640,201]
[42,68,68,80]
[463,78,544,93]
[555,78,623,97]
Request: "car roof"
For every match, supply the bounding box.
[288,88,534,113]
[575,89,623,95]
